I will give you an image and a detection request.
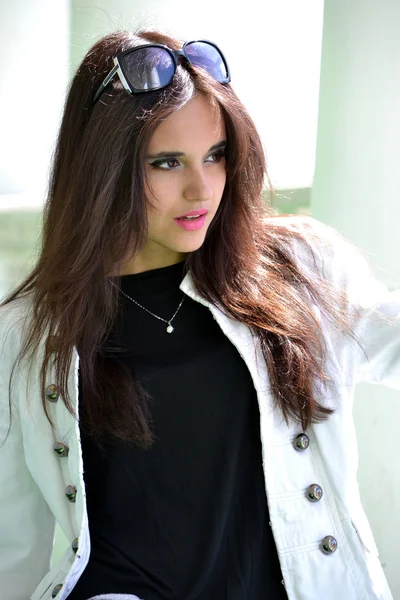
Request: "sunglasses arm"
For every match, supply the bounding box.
[92,63,120,105]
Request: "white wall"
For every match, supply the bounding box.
[312,0,400,595]
[0,0,70,209]
[70,0,324,190]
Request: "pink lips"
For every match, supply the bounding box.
[173,209,208,231]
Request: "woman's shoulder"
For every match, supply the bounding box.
[263,214,338,266]
[264,214,340,246]
[264,214,375,290]
[0,294,34,361]
[0,293,34,330]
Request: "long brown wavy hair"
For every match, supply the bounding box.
[1,28,362,448]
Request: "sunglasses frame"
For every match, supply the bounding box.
[92,40,231,105]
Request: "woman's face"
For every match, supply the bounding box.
[123,94,227,274]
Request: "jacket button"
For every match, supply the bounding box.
[72,537,79,553]
[321,535,338,554]
[52,584,63,597]
[46,384,59,402]
[53,441,69,457]
[306,483,323,502]
[65,485,77,503]
[293,433,309,451]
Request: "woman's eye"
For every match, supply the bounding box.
[149,150,225,171]
[148,158,179,170]
[208,150,226,164]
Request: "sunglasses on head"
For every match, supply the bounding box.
[92,39,231,105]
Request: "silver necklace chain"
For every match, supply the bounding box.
[110,281,185,334]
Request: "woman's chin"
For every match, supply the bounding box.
[171,232,208,253]
[174,241,206,254]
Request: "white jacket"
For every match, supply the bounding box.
[0,217,398,600]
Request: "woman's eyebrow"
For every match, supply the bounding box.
[146,140,227,159]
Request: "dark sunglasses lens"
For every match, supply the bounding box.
[185,42,229,81]
[122,47,175,91]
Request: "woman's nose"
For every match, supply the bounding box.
[183,170,213,202]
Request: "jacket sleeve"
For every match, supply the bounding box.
[298,216,400,389]
[0,307,56,600]
[336,243,400,389]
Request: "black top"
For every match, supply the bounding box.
[68,261,286,600]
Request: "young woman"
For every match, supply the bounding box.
[0,27,398,600]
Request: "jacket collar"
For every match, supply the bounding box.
[179,271,213,308]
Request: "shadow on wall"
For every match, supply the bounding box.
[0,210,42,300]
[0,188,311,300]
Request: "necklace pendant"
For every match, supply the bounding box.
[166,324,174,334]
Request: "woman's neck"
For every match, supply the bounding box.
[107,251,187,277]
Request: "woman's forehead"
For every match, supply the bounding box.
[148,96,225,150]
